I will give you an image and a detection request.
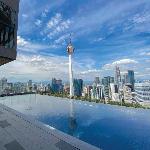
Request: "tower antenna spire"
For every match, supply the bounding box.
[69,33,72,44]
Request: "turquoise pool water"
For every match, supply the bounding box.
[0,94,150,150]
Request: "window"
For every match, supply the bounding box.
[0,1,16,49]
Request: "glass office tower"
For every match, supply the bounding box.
[127,70,135,91]
[0,0,19,65]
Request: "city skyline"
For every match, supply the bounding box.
[0,0,150,82]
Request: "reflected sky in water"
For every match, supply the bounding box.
[0,94,150,150]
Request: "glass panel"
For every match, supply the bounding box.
[0,1,16,49]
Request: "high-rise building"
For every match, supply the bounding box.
[123,84,133,101]
[114,66,121,85]
[83,85,93,98]
[0,0,19,65]
[110,83,120,101]
[122,72,128,84]
[94,77,100,85]
[0,78,7,94]
[13,82,27,93]
[102,76,114,99]
[122,70,135,90]
[127,70,135,91]
[27,80,32,92]
[73,79,83,97]
[135,82,150,102]
[90,84,104,100]
[64,84,70,94]
[51,78,63,93]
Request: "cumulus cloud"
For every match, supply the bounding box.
[112,59,138,65]
[17,36,29,47]
[103,59,138,70]
[17,36,52,53]
[0,54,68,81]
[0,53,94,81]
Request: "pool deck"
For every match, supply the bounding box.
[0,103,100,150]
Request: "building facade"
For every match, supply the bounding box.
[90,84,104,100]
[0,0,19,65]
[127,70,135,91]
[102,76,114,99]
[0,77,7,94]
[135,83,150,102]
[123,84,133,101]
[110,83,120,101]
[51,78,63,93]
[74,79,83,97]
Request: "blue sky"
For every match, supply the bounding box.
[1,0,150,81]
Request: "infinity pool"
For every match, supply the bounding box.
[0,94,150,150]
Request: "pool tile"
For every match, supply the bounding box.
[4,140,25,150]
[55,140,78,150]
[0,120,11,128]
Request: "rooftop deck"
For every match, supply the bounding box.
[0,103,100,150]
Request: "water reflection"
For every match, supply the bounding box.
[68,99,77,136]
[1,95,150,150]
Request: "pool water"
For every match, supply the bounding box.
[0,94,150,150]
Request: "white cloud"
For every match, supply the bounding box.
[112,59,138,65]
[93,37,104,42]
[103,58,138,70]
[140,52,150,56]
[45,13,71,39]
[47,13,62,29]
[132,13,150,24]
[17,36,51,53]
[0,53,91,81]
[22,14,28,18]
[41,8,49,18]
[54,34,70,45]
[0,52,103,81]
[146,68,150,71]
[0,54,68,81]
[17,36,29,47]
[80,69,101,75]
[35,19,42,27]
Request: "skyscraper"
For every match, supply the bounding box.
[51,78,63,93]
[114,66,121,85]
[27,80,32,92]
[90,84,104,100]
[94,77,100,85]
[73,79,83,97]
[127,70,135,91]
[122,72,128,84]
[102,76,114,98]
